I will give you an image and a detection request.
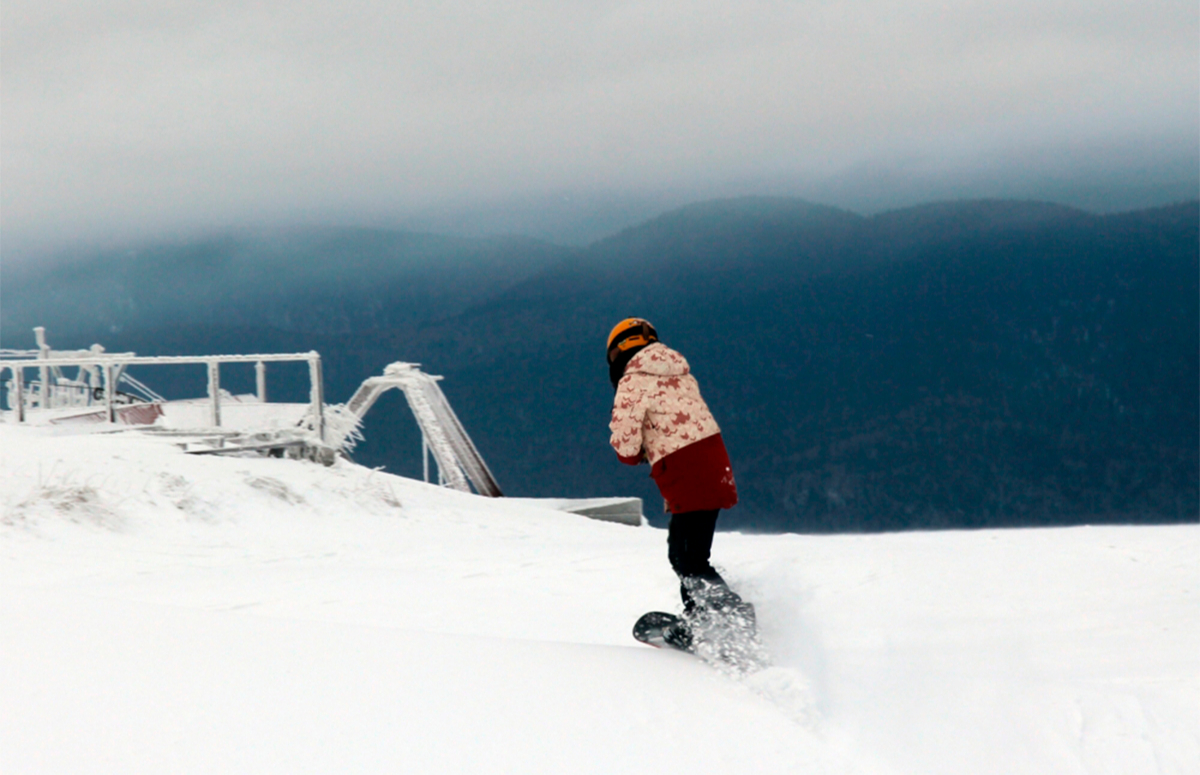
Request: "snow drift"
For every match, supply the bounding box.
[1,423,1196,773]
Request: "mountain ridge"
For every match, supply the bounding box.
[381,197,1197,530]
[3,196,1196,532]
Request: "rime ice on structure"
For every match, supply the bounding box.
[344,362,502,497]
[2,328,503,497]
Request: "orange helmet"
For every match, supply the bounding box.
[606,318,658,364]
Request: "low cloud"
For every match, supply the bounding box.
[2,0,1196,255]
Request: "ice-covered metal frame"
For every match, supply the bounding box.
[344,362,503,497]
[1,352,325,442]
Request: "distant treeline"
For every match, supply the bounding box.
[5,197,1197,532]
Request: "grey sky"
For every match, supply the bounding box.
[3,0,1196,255]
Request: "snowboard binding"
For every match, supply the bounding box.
[633,600,767,674]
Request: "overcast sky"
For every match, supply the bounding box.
[2,0,1197,255]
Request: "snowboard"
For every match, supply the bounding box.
[633,605,768,673]
[632,611,692,652]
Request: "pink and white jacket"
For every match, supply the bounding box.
[609,342,737,513]
[609,343,722,465]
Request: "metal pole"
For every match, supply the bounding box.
[422,433,429,483]
[104,363,117,423]
[255,361,266,403]
[35,327,50,409]
[14,368,25,423]
[308,354,325,442]
[207,360,222,427]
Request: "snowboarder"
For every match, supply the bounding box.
[606,318,752,653]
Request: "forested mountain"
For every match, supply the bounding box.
[1,229,572,337]
[4,198,1196,532]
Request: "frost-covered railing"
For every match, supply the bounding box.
[0,352,326,441]
[1,327,141,413]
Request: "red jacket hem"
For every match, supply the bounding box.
[649,433,738,513]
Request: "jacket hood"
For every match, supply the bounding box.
[625,342,690,377]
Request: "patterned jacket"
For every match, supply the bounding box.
[609,343,737,512]
[609,343,722,465]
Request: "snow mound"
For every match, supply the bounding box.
[1,423,1196,774]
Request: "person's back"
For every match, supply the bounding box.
[610,341,736,513]
[605,318,749,646]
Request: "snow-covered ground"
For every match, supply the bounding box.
[1,422,1196,774]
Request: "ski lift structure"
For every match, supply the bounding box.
[1,327,645,522]
[344,362,501,496]
[1,328,327,442]
[0,327,161,423]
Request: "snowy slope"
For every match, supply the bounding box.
[1,423,1196,774]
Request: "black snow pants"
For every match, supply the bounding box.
[667,509,742,616]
